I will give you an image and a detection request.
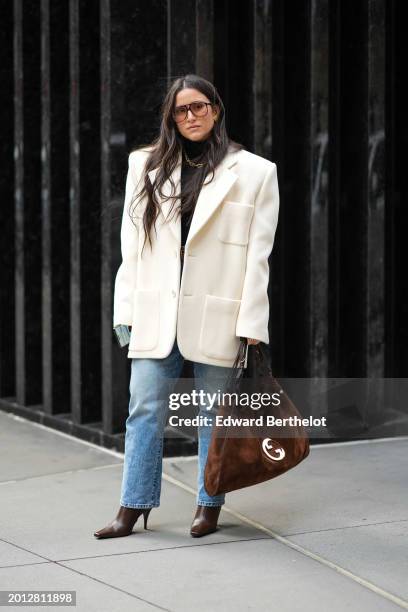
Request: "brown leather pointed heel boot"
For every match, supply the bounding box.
[93,506,152,539]
[190,505,222,538]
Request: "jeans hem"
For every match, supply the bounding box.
[120,501,159,509]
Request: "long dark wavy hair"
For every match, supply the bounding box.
[129,74,244,254]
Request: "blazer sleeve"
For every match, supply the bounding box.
[235,162,280,344]
[113,153,140,327]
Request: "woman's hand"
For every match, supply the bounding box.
[246,338,260,345]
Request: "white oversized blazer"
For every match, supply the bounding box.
[113,144,280,367]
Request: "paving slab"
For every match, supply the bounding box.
[0,412,122,482]
[61,538,403,612]
[287,520,408,601]
[0,562,159,611]
[0,541,43,569]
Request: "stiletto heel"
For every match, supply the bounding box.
[143,508,152,529]
[94,505,154,539]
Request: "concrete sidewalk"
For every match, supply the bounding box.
[0,410,407,612]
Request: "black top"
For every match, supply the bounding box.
[180,135,208,247]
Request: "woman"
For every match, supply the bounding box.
[94,74,280,539]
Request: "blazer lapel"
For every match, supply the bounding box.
[186,152,239,247]
[147,148,240,247]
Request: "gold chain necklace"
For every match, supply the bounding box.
[183,148,206,168]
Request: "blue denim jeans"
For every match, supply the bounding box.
[120,338,232,508]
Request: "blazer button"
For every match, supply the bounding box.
[172,289,176,298]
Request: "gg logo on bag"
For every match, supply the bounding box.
[261,438,285,461]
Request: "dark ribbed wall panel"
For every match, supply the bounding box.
[270,0,285,372]
[196,0,214,80]
[337,0,369,377]
[167,0,196,77]
[100,0,115,434]
[0,2,15,397]
[279,0,311,377]
[41,0,52,413]
[69,0,102,425]
[389,0,408,377]
[69,0,80,422]
[48,1,71,414]
[214,0,255,150]
[253,0,273,159]
[41,0,71,415]
[367,0,385,377]
[79,0,101,422]
[15,0,42,406]
[310,0,329,379]
[0,0,406,451]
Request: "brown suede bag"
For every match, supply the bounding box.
[204,339,310,496]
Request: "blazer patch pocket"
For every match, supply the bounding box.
[217,200,254,246]
[129,289,160,351]
[199,294,241,360]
